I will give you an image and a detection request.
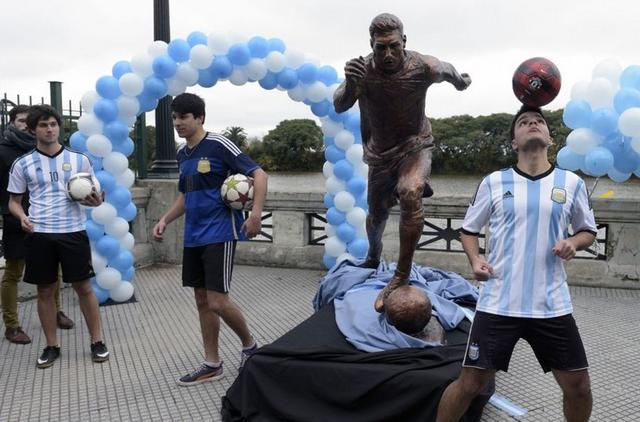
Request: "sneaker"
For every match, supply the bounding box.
[57,311,75,329]
[91,341,110,363]
[239,343,258,371]
[5,327,31,344]
[176,363,224,386]
[37,346,61,369]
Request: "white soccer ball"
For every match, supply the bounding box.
[67,172,101,201]
[220,174,254,210]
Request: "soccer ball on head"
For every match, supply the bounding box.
[512,57,561,107]
[221,173,254,210]
[67,172,101,201]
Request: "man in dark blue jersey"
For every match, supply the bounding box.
[153,93,268,386]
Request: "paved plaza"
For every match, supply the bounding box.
[1,264,639,421]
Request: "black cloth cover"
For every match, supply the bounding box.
[222,302,493,421]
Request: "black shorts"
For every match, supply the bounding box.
[182,241,236,293]
[462,311,588,373]
[23,231,95,285]
[2,214,27,260]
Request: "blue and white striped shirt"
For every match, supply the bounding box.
[462,166,597,318]
[7,147,94,233]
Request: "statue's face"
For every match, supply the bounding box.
[371,30,406,74]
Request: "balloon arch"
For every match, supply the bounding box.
[71,31,370,303]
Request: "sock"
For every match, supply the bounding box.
[242,342,257,352]
[203,360,222,368]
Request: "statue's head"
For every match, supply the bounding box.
[369,13,406,74]
[384,285,432,335]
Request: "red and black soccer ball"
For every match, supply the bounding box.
[512,57,561,107]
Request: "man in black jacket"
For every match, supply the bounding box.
[0,105,74,344]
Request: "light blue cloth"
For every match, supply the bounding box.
[313,259,479,353]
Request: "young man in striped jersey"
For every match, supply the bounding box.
[7,105,109,368]
[436,106,595,422]
[152,93,268,386]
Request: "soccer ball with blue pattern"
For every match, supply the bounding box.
[67,172,101,201]
[221,174,254,210]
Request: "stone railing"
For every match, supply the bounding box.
[131,180,640,289]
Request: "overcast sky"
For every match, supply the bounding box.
[1,0,638,138]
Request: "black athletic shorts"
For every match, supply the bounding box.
[182,241,236,293]
[462,311,588,373]
[23,231,95,285]
[2,214,27,260]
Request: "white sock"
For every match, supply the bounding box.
[203,361,221,368]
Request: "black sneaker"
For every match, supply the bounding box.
[37,346,60,369]
[239,343,258,371]
[91,341,110,363]
[177,363,224,386]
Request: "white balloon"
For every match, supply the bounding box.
[618,108,640,138]
[321,119,344,138]
[96,267,121,290]
[265,51,285,73]
[119,73,144,96]
[586,77,615,109]
[355,163,369,178]
[190,44,213,69]
[287,84,306,102]
[631,137,640,154]
[105,217,130,238]
[91,252,108,272]
[86,134,113,157]
[346,144,363,164]
[175,62,199,86]
[166,78,187,96]
[325,176,346,194]
[284,49,305,69]
[148,40,168,58]
[119,232,135,251]
[346,207,367,227]
[356,225,367,238]
[336,252,356,264]
[244,59,268,81]
[322,161,334,178]
[92,203,118,225]
[592,59,622,88]
[208,32,230,55]
[324,224,336,238]
[115,168,135,188]
[305,81,328,103]
[103,152,129,175]
[570,81,590,101]
[334,191,355,212]
[227,32,248,45]
[122,115,137,128]
[117,96,140,118]
[110,281,134,302]
[81,91,101,113]
[326,83,341,102]
[229,68,249,86]
[324,236,346,257]
[565,128,600,154]
[131,53,154,77]
[77,114,104,136]
[335,130,355,150]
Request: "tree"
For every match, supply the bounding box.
[258,119,324,171]
[222,126,248,150]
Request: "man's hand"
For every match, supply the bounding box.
[152,219,167,242]
[80,189,103,207]
[20,216,34,233]
[241,214,262,239]
[456,73,472,91]
[345,56,367,86]
[471,256,493,281]
[552,239,577,260]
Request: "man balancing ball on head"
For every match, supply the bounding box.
[333,13,471,312]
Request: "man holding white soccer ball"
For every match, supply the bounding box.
[152,93,268,385]
[7,105,109,368]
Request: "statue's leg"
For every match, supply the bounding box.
[360,165,395,269]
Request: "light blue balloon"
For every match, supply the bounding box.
[613,148,640,173]
[345,112,361,133]
[152,55,178,79]
[122,266,135,282]
[590,108,618,136]
[584,147,614,177]
[297,63,318,84]
[347,238,369,259]
[324,145,345,164]
[108,187,132,210]
[326,207,346,225]
[562,100,591,129]
[267,38,286,53]
[227,43,251,66]
[347,176,367,195]
[95,170,116,192]
[328,108,346,124]
[323,253,337,269]
[95,75,121,100]
[317,65,338,85]
[258,72,278,90]
[112,61,132,79]
[333,159,354,180]
[96,235,120,259]
[277,68,298,90]
[356,193,368,210]
[86,219,105,241]
[556,146,584,171]
[167,39,191,62]
[311,100,331,117]
[93,285,110,304]
[337,223,356,242]
[211,56,233,78]
[113,137,135,157]
[608,167,631,183]
[109,250,134,272]
[323,193,335,209]
[634,167,640,177]
[88,154,103,171]
[137,94,158,113]
[93,98,119,123]
[613,88,640,114]
[104,121,129,143]
[143,77,167,99]
[187,31,208,47]
[248,36,269,58]
[620,65,640,89]
[118,202,137,222]
[323,136,335,147]
[69,131,87,151]
[198,68,218,88]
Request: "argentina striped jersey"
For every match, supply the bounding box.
[462,166,597,318]
[7,147,94,233]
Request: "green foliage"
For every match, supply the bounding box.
[128,125,156,172]
[222,126,248,150]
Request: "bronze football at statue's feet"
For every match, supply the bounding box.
[374,275,408,312]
